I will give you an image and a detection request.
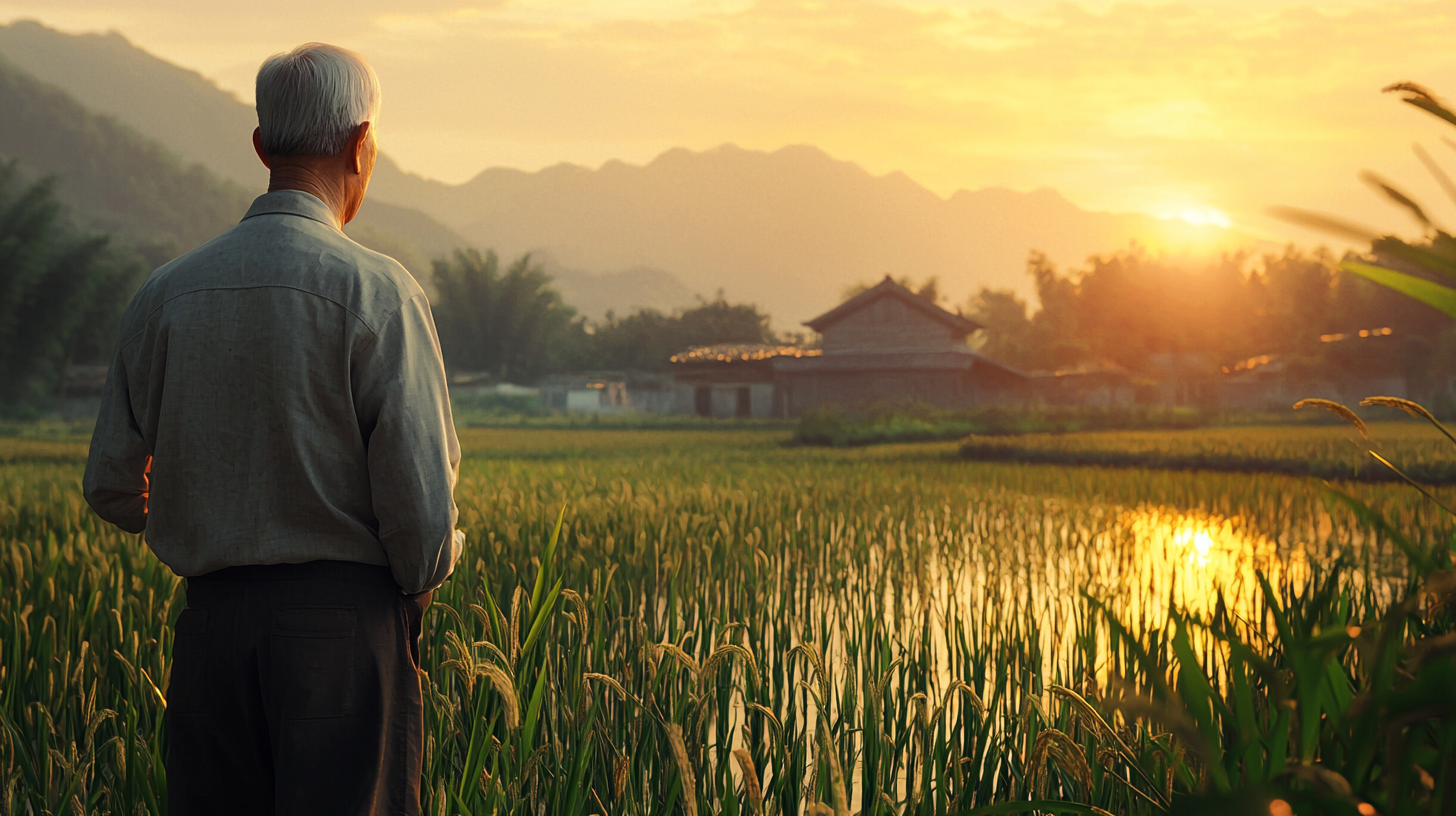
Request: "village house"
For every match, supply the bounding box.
[671,277,1030,418]
[536,374,628,413]
[536,372,677,414]
[1218,326,1409,410]
[1032,360,1136,407]
[1220,353,1294,411]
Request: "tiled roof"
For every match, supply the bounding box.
[670,344,822,364]
[803,276,981,334]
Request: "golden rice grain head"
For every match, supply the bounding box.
[698,644,737,685]
[659,641,700,677]
[613,754,629,802]
[1384,80,1441,103]
[480,664,520,730]
[582,672,631,701]
[733,748,763,813]
[467,602,492,632]
[1360,396,1436,422]
[792,643,828,698]
[910,692,930,730]
[730,643,762,690]
[1027,728,1092,799]
[508,585,526,659]
[665,724,698,816]
[560,588,589,647]
[1027,730,1051,798]
[816,721,849,816]
[1048,730,1094,796]
[958,682,986,714]
[745,702,783,751]
[1293,398,1368,439]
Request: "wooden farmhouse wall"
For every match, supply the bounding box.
[819,296,965,352]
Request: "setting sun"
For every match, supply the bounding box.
[1170,207,1233,229]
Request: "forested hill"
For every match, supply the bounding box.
[0,20,692,318]
[0,54,251,267]
[0,53,467,277]
[0,20,466,268]
[0,19,267,191]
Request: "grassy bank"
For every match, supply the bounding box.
[959,422,1456,483]
[795,404,1214,446]
[788,403,1385,448]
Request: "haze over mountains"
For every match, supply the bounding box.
[0,19,1250,326]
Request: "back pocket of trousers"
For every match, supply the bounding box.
[271,607,356,720]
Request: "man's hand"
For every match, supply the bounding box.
[142,456,151,514]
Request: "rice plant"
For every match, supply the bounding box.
[0,426,1450,814]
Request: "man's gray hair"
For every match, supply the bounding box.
[256,43,381,157]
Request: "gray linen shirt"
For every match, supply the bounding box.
[84,190,462,594]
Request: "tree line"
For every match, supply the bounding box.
[0,167,773,414]
[0,161,146,412]
[8,148,1450,415]
[964,246,1452,394]
[428,248,771,382]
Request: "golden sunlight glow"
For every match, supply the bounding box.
[927,503,1328,692]
[1172,525,1215,567]
[6,0,1454,242]
[1119,507,1308,622]
[1160,207,1232,229]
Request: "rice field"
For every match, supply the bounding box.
[960,422,1456,483]
[0,428,1451,814]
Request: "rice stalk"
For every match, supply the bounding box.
[1292,398,1368,439]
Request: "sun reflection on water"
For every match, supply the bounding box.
[1173,526,1214,566]
[1115,507,1310,624]
[925,503,1330,690]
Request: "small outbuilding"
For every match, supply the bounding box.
[538,374,628,414]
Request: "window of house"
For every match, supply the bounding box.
[694,386,712,417]
[735,386,752,418]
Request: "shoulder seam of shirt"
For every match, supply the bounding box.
[351,291,431,359]
[119,284,390,350]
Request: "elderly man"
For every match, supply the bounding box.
[83,43,461,815]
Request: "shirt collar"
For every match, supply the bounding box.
[241,190,341,230]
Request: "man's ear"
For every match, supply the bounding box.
[252,128,272,170]
[346,121,372,175]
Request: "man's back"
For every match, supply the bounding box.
[83,43,457,816]
[85,189,461,594]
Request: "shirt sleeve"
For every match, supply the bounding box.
[83,351,151,534]
[354,292,463,594]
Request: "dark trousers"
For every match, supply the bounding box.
[166,561,432,816]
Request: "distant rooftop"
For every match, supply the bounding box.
[804,276,981,336]
[671,344,823,364]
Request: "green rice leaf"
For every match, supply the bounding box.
[1342,261,1456,318]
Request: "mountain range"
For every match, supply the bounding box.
[0,19,1252,326]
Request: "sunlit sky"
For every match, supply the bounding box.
[5,0,1456,241]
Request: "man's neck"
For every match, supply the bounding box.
[267,164,349,227]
